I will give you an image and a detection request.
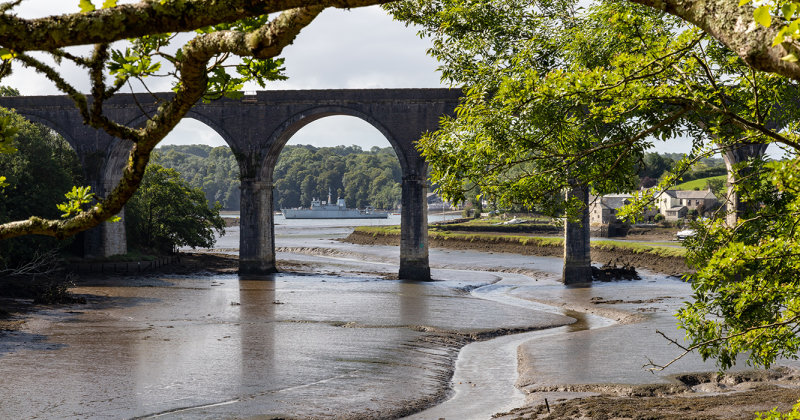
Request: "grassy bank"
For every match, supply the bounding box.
[352,226,685,258]
[347,226,689,276]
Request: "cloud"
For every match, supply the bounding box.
[7,3,441,93]
[7,4,444,149]
[262,7,443,90]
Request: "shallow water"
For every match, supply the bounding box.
[6,221,786,419]
[0,268,573,419]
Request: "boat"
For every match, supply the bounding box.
[282,191,388,219]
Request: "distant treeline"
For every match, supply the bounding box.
[154,144,403,211]
[636,152,726,188]
[153,145,729,211]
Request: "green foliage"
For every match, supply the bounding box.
[638,153,676,180]
[390,0,707,219]
[56,186,95,218]
[154,145,241,211]
[125,164,225,253]
[0,113,19,154]
[739,0,800,62]
[108,48,162,84]
[154,144,404,211]
[756,400,800,419]
[0,110,82,267]
[274,145,402,210]
[678,157,800,369]
[78,0,116,13]
[78,0,96,13]
[704,177,727,198]
[673,175,726,191]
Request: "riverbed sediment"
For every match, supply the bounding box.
[3,223,800,419]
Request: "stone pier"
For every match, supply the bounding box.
[723,143,768,227]
[239,179,276,274]
[399,175,430,280]
[563,183,592,284]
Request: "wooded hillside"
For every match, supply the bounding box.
[155,144,403,211]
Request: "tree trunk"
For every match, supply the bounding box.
[722,143,768,227]
[563,183,592,284]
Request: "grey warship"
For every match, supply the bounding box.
[282,192,388,219]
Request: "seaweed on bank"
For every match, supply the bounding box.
[0,250,86,305]
[591,260,640,281]
[31,273,86,305]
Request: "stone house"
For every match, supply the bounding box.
[656,189,718,220]
[589,194,633,225]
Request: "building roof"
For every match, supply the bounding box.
[674,189,716,199]
[601,195,632,209]
[662,189,716,200]
[590,194,632,210]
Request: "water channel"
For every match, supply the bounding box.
[0,216,771,419]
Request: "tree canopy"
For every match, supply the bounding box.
[390,0,800,369]
[153,144,403,211]
[0,110,82,267]
[154,145,242,211]
[125,163,225,253]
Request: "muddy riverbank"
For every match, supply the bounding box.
[344,229,690,277]
[0,254,577,419]
[4,221,799,419]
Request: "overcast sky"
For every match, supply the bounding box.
[2,1,726,156]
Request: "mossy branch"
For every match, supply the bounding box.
[0,4,337,240]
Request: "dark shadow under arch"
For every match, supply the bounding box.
[10,112,78,150]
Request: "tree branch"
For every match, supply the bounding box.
[0,0,389,53]
[0,6,326,241]
[645,315,800,371]
[628,0,800,80]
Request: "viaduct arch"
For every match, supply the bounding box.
[0,89,461,280]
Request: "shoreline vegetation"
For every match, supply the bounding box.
[344,225,690,277]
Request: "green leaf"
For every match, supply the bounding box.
[101,0,117,8]
[0,48,14,60]
[754,6,772,28]
[782,3,797,20]
[773,27,788,46]
[78,0,96,13]
[739,0,751,6]
[782,53,799,62]
[57,185,95,218]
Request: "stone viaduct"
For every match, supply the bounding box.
[0,89,462,280]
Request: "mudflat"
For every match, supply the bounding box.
[2,235,800,418]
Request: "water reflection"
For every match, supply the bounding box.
[398,281,430,327]
[238,277,276,391]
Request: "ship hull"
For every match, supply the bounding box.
[282,209,388,219]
